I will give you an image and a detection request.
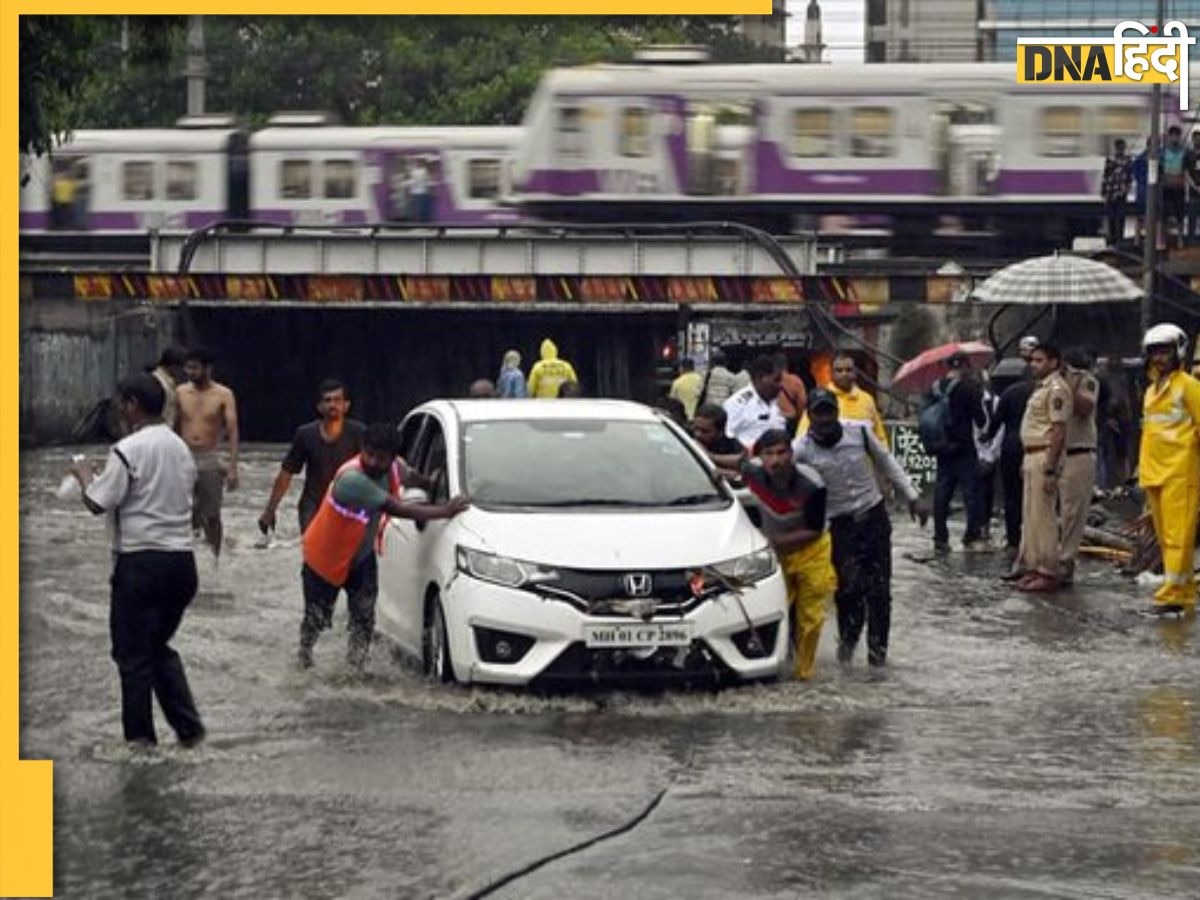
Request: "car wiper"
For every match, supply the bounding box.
[662,493,723,506]
[523,498,657,508]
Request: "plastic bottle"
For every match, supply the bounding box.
[54,454,86,500]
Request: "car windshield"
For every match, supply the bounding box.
[462,418,727,509]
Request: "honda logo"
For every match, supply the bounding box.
[622,573,653,598]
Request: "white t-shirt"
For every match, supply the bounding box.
[723,384,786,450]
[85,423,197,553]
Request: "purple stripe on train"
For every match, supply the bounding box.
[754,143,939,194]
[991,170,1091,194]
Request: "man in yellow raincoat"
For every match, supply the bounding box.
[741,429,837,679]
[527,338,579,399]
[1139,324,1200,613]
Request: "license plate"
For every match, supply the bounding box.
[583,621,693,648]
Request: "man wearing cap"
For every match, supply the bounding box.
[796,351,889,447]
[794,389,929,667]
[1010,343,1072,593]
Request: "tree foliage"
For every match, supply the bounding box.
[22,15,786,149]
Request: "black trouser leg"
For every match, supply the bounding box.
[933,457,959,544]
[830,503,893,663]
[301,563,340,651]
[345,556,379,668]
[110,551,202,744]
[1000,447,1024,548]
[830,517,866,653]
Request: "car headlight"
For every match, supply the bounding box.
[710,548,777,585]
[456,546,558,589]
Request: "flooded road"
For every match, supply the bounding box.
[19,445,1200,898]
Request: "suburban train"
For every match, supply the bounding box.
[19,61,1184,242]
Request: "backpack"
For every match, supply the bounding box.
[918,379,957,455]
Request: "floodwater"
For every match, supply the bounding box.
[19,445,1200,899]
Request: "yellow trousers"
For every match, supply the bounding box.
[780,532,838,680]
[1146,478,1200,609]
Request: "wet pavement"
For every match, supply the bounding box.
[19,445,1200,898]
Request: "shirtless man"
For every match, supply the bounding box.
[176,347,239,559]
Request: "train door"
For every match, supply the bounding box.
[941,102,997,197]
[686,100,754,196]
[686,106,716,195]
[226,131,250,220]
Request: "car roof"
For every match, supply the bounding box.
[419,399,666,425]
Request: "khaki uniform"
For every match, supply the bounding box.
[1058,366,1099,579]
[1018,371,1073,576]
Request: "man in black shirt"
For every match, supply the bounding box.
[691,402,747,479]
[932,353,989,552]
[987,374,1034,551]
[258,379,367,535]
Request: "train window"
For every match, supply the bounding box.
[280,160,313,199]
[467,158,502,199]
[791,109,835,157]
[1039,107,1083,157]
[323,160,357,199]
[166,160,197,201]
[619,108,651,157]
[556,107,585,159]
[1098,107,1141,155]
[121,162,155,201]
[851,108,894,158]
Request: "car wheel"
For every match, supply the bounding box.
[422,595,455,684]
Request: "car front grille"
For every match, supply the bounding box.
[528,566,725,616]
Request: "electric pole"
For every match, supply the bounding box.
[184,16,208,116]
[1141,0,1166,335]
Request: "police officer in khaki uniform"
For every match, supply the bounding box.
[1013,343,1072,592]
[1058,348,1099,585]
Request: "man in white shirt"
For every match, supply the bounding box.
[723,354,786,450]
[72,373,205,748]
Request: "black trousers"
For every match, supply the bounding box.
[110,551,203,744]
[999,444,1024,549]
[829,501,893,664]
[933,450,984,545]
[1104,199,1127,246]
[301,557,378,662]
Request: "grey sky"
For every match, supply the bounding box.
[785,0,866,63]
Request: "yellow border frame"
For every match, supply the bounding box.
[4,4,769,895]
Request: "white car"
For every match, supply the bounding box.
[375,399,790,687]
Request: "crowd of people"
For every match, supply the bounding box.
[66,322,1199,747]
[1101,126,1200,248]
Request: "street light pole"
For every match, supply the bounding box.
[1141,0,1166,335]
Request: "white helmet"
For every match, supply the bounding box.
[1018,335,1040,353]
[1142,323,1189,359]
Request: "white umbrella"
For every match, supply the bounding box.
[970,253,1142,305]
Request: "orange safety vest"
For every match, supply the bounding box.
[302,455,401,587]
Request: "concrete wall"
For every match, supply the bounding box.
[20,298,180,444]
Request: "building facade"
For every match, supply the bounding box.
[864,0,980,62]
[979,0,1200,61]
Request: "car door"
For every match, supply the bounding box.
[375,413,429,659]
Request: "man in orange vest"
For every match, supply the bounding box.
[300,422,469,670]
